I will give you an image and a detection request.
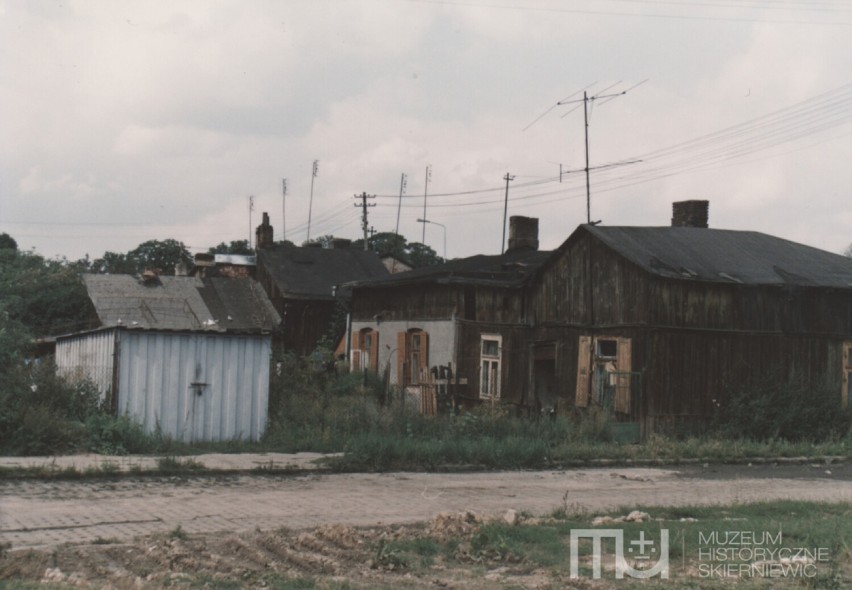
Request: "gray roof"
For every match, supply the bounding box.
[83,274,280,332]
[584,225,852,287]
[349,246,552,289]
[257,245,389,299]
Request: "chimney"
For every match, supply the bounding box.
[507,216,539,252]
[671,200,709,228]
[331,238,352,250]
[255,211,274,249]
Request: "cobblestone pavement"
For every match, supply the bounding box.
[2,460,849,551]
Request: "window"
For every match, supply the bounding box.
[397,329,429,386]
[351,328,379,374]
[480,335,502,399]
[576,335,632,413]
[410,332,423,384]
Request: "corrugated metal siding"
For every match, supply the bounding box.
[55,329,117,399]
[116,331,270,442]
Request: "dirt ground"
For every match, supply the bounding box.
[1,462,850,588]
[3,515,569,589]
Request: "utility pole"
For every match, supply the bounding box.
[354,192,376,251]
[553,82,646,223]
[501,173,515,254]
[421,165,431,243]
[583,91,591,224]
[248,195,254,247]
[281,179,287,242]
[307,160,318,242]
[395,172,407,237]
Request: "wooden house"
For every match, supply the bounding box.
[350,202,852,434]
[530,201,852,433]
[348,216,551,406]
[253,213,389,355]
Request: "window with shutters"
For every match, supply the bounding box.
[480,334,502,399]
[576,335,632,413]
[843,342,852,409]
[397,329,429,386]
[351,328,379,373]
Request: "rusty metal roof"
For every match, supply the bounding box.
[585,225,852,287]
[82,274,280,332]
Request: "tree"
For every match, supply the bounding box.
[208,240,254,255]
[0,248,95,337]
[90,239,193,275]
[405,242,443,267]
[844,242,852,257]
[0,233,17,250]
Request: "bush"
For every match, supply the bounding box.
[713,371,852,442]
[0,359,162,456]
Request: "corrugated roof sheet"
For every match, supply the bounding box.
[585,225,852,287]
[83,274,280,332]
[349,247,552,289]
[257,244,389,299]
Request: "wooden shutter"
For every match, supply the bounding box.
[397,332,407,386]
[369,330,380,373]
[350,330,362,372]
[418,331,430,379]
[575,335,592,407]
[614,337,632,414]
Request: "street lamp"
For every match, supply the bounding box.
[416,218,446,260]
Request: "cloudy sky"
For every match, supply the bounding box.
[1,0,850,262]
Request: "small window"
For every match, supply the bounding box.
[480,335,502,399]
[596,339,617,358]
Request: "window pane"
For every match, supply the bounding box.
[597,339,617,358]
[482,339,499,357]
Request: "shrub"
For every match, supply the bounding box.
[713,371,851,442]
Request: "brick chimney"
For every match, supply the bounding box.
[671,200,709,228]
[255,212,274,249]
[507,216,539,252]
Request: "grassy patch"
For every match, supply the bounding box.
[376,500,850,588]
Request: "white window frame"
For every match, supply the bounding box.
[480,334,502,399]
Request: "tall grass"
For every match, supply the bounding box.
[262,352,851,471]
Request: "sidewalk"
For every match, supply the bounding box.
[0,452,336,474]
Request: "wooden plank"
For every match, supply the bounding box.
[575,335,591,407]
[614,337,632,414]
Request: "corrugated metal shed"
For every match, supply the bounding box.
[56,328,271,442]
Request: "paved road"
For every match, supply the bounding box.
[2,461,850,551]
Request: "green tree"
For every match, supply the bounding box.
[405,241,443,267]
[208,240,254,255]
[0,232,17,250]
[90,239,192,275]
[0,248,95,336]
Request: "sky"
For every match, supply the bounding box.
[1,0,851,262]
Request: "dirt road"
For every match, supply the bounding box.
[2,461,850,551]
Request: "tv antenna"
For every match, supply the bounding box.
[526,80,647,223]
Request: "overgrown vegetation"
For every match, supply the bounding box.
[262,349,851,471]
[0,359,166,456]
[713,371,851,442]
